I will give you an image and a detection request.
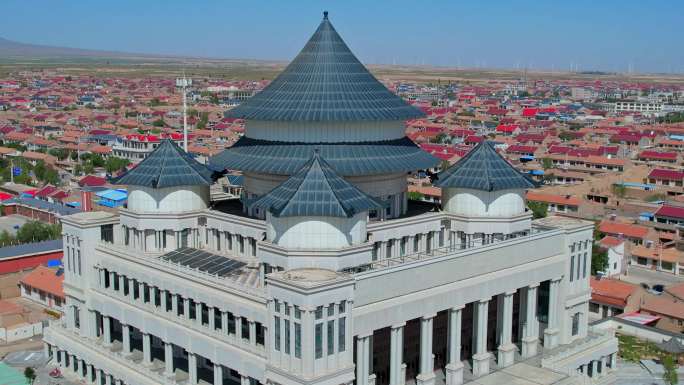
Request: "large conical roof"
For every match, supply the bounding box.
[110,139,214,188]
[250,151,384,218]
[225,12,424,122]
[434,141,538,192]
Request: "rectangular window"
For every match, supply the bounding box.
[327,320,334,355]
[274,300,280,313]
[100,224,114,243]
[338,317,346,352]
[228,313,236,334]
[315,306,323,320]
[570,255,574,282]
[572,313,580,336]
[339,301,346,314]
[583,252,588,278]
[284,320,290,354]
[327,305,334,317]
[274,316,280,351]
[315,323,323,359]
[577,252,582,279]
[294,306,301,319]
[77,250,81,275]
[294,323,301,358]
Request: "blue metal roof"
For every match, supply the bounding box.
[224,12,424,122]
[0,239,63,259]
[210,136,439,176]
[3,197,80,216]
[96,189,128,201]
[435,141,538,192]
[250,152,383,218]
[110,139,215,188]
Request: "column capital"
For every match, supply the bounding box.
[528,282,540,289]
[391,321,406,329]
[357,332,373,339]
[504,290,516,296]
[478,297,491,304]
[450,304,465,312]
[422,313,437,320]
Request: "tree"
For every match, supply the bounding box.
[0,230,14,247]
[152,118,166,127]
[541,158,553,170]
[662,354,678,385]
[558,131,575,142]
[23,367,36,385]
[527,201,548,219]
[33,161,47,181]
[591,246,608,275]
[408,191,424,201]
[16,222,61,243]
[105,157,130,174]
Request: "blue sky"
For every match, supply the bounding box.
[3,0,682,73]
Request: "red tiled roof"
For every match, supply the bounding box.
[599,221,649,239]
[590,277,637,308]
[655,205,684,220]
[648,169,684,181]
[639,150,677,160]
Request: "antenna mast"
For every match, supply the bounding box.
[182,71,188,152]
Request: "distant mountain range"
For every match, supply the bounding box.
[0,36,175,59]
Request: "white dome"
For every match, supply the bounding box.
[442,188,525,217]
[127,185,209,213]
[266,212,366,249]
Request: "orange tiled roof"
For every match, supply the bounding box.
[599,221,649,239]
[526,191,581,206]
[590,277,637,308]
[19,266,64,298]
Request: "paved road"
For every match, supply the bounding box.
[620,265,684,287]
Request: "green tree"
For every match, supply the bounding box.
[527,201,548,219]
[105,157,130,174]
[591,246,608,275]
[16,222,61,243]
[662,354,678,385]
[44,168,60,186]
[152,118,166,127]
[541,158,553,170]
[33,161,47,181]
[23,367,36,385]
[558,131,575,142]
[408,191,424,201]
[0,230,14,247]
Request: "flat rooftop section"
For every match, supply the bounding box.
[269,268,351,289]
[211,199,254,219]
[467,362,575,385]
[160,247,246,277]
[65,210,118,223]
[533,215,594,231]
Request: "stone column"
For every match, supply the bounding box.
[183,298,191,320]
[544,278,561,349]
[249,321,256,345]
[446,306,464,385]
[122,324,131,356]
[142,333,152,365]
[416,314,435,385]
[472,299,491,378]
[88,309,98,338]
[104,373,112,385]
[522,284,539,358]
[591,360,598,378]
[164,342,174,377]
[86,364,93,383]
[95,369,103,385]
[118,275,125,297]
[236,315,243,341]
[356,334,371,385]
[610,353,617,369]
[208,307,216,330]
[221,311,229,333]
[103,316,112,347]
[389,323,405,385]
[188,353,198,384]
[497,291,516,368]
[171,294,179,315]
[240,375,250,385]
[214,363,223,385]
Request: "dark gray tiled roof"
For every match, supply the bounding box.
[0,239,63,259]
[434,141,538,192]
[110,140,214,188]
[210,136,439,176]
[3,197,80,216]
[250,152,383,218]
[225,13,424,122]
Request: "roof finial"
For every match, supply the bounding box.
[323,11,328,20]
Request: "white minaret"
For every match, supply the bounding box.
[182,72,188,152]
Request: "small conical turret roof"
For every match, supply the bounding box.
[225,12,424,122]
[110,139,214,188]
[434,141,538,192]
[250,151,383,218]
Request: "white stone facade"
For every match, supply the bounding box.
[44,189,617,385]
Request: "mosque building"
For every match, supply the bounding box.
[44,12,617,385]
